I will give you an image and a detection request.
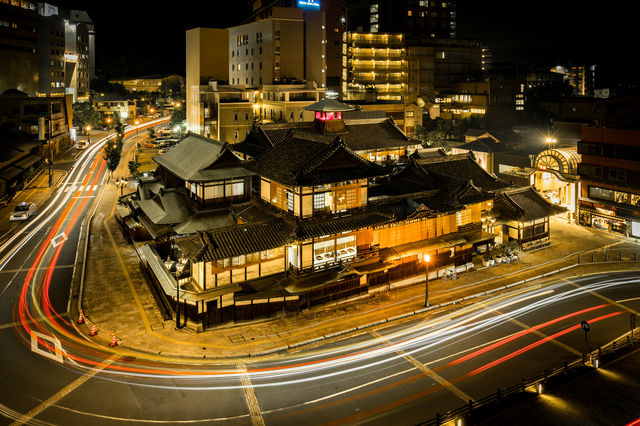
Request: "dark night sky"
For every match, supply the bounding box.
[54,0,630,88]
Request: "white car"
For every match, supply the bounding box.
[10,202,37,221]
[77,141,88,149]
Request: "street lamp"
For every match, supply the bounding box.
[135,120,140,139]
[86,126,91,145]
[115,177,126,198]
[424,254,431,307]
[546,137,557,149]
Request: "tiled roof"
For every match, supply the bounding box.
[242,133,392,186]
[236,118,419,157]
[136,187,193,225]
[494,186,567,222]
[176,221,291,262]
[177,200,394,262]
[154,133,251,182]
[417,153,513,192]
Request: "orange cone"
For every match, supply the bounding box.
[89,324,97,336]
[77,310,84,324]
[110,334,117,347]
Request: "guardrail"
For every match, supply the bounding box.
[416,319,639,426]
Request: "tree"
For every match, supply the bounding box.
[103,136,124,175]
[147,127,156,139]
[128,160,139,178]
[72,101,101,130]
[169,103,186,129]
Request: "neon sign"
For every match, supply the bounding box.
[298,0,320,9]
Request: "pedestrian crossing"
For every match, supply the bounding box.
[62,184,98,193]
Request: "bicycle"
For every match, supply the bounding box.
[441,269,458,282]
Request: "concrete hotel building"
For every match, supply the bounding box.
[228,7,325,88]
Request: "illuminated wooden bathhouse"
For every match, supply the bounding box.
[166,133,516,329]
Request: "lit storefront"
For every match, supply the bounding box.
[578,186,640,237]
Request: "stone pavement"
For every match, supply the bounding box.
[69,131,640,360]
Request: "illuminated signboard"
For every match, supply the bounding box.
[298,0,320,9]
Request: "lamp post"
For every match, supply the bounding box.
[424,254,431,307]
[115,178,126,198]
[135,120,140,139]
[86,126,91,145]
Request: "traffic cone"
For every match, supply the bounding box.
[77,310,84,324]
[110,334,117,347]
[89,324,97,336]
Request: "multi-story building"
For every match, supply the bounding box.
[0,0,39,97]
[92,93,137,121]
[37,3,92,102]
[569,65,595,97]
[348,0,457,41]
[577,127,640,238]
[407,39,484,104]
[0,1,92,100]
[432,80,489,121]
[61,8,95,81]
[343,32,407,101]
[229,7,325,89]
[242,0,345,97]
[189,81,254,142]
[185,27,230,136]
[343,34,485,105]
[258,82,322,123]
[0,91,72,196]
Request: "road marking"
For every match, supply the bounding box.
[474,301,583,357]
[564,278,640,316]
[9,354,118,426]
[0,313,69,330]
[51,232,67,247]
[31,331,63,363]
[368,330,474,403]
[236,361,265,426]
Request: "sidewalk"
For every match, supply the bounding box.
[74,136,640,359]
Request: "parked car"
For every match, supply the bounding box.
[145,141,159,148]
[158,148,169,155]
[77,141,88,149]
[10,202,37,221]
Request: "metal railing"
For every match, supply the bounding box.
[417,320,639,426]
